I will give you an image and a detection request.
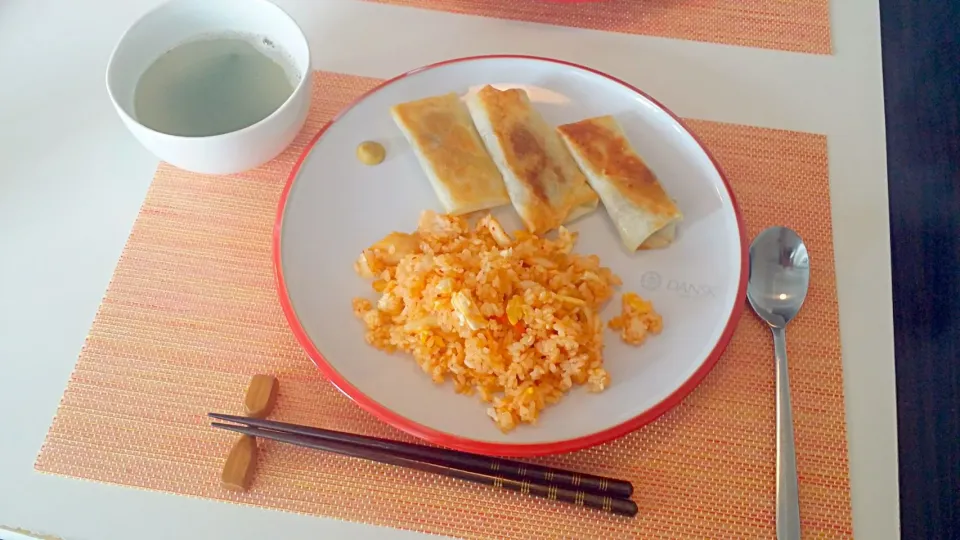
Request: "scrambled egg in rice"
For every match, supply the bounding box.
[352,210,660,431]
[609,293,664,345]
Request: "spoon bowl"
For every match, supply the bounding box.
[747,227,810,328]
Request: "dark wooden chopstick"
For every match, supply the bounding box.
[209,412,632,498]
[211,421,638,517]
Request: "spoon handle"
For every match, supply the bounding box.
[773,326,801,539]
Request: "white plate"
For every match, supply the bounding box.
[275,55,747,456]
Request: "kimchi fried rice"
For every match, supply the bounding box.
[352,210,654,431]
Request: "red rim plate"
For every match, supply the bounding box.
[273,54,748,457]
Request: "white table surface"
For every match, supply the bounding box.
[0,0,899,538]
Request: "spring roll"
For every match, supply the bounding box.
[558,115,682,251]
[391,93,510,215]
[466,85,598,234]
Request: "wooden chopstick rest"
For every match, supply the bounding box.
[221,434,258,491]
[244,374,279,418]
[221,374,279,491]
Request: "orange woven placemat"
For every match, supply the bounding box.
[36,71,851,538]
[362,0,832,54]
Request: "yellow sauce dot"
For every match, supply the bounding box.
[356,141,386,165]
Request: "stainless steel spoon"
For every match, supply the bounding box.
[746,226,810,540]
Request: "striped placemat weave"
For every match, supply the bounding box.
[362,0,832,54]
[36,71,852,538]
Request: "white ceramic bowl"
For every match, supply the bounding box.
[106,0,312,175]
[276,56,748,456]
